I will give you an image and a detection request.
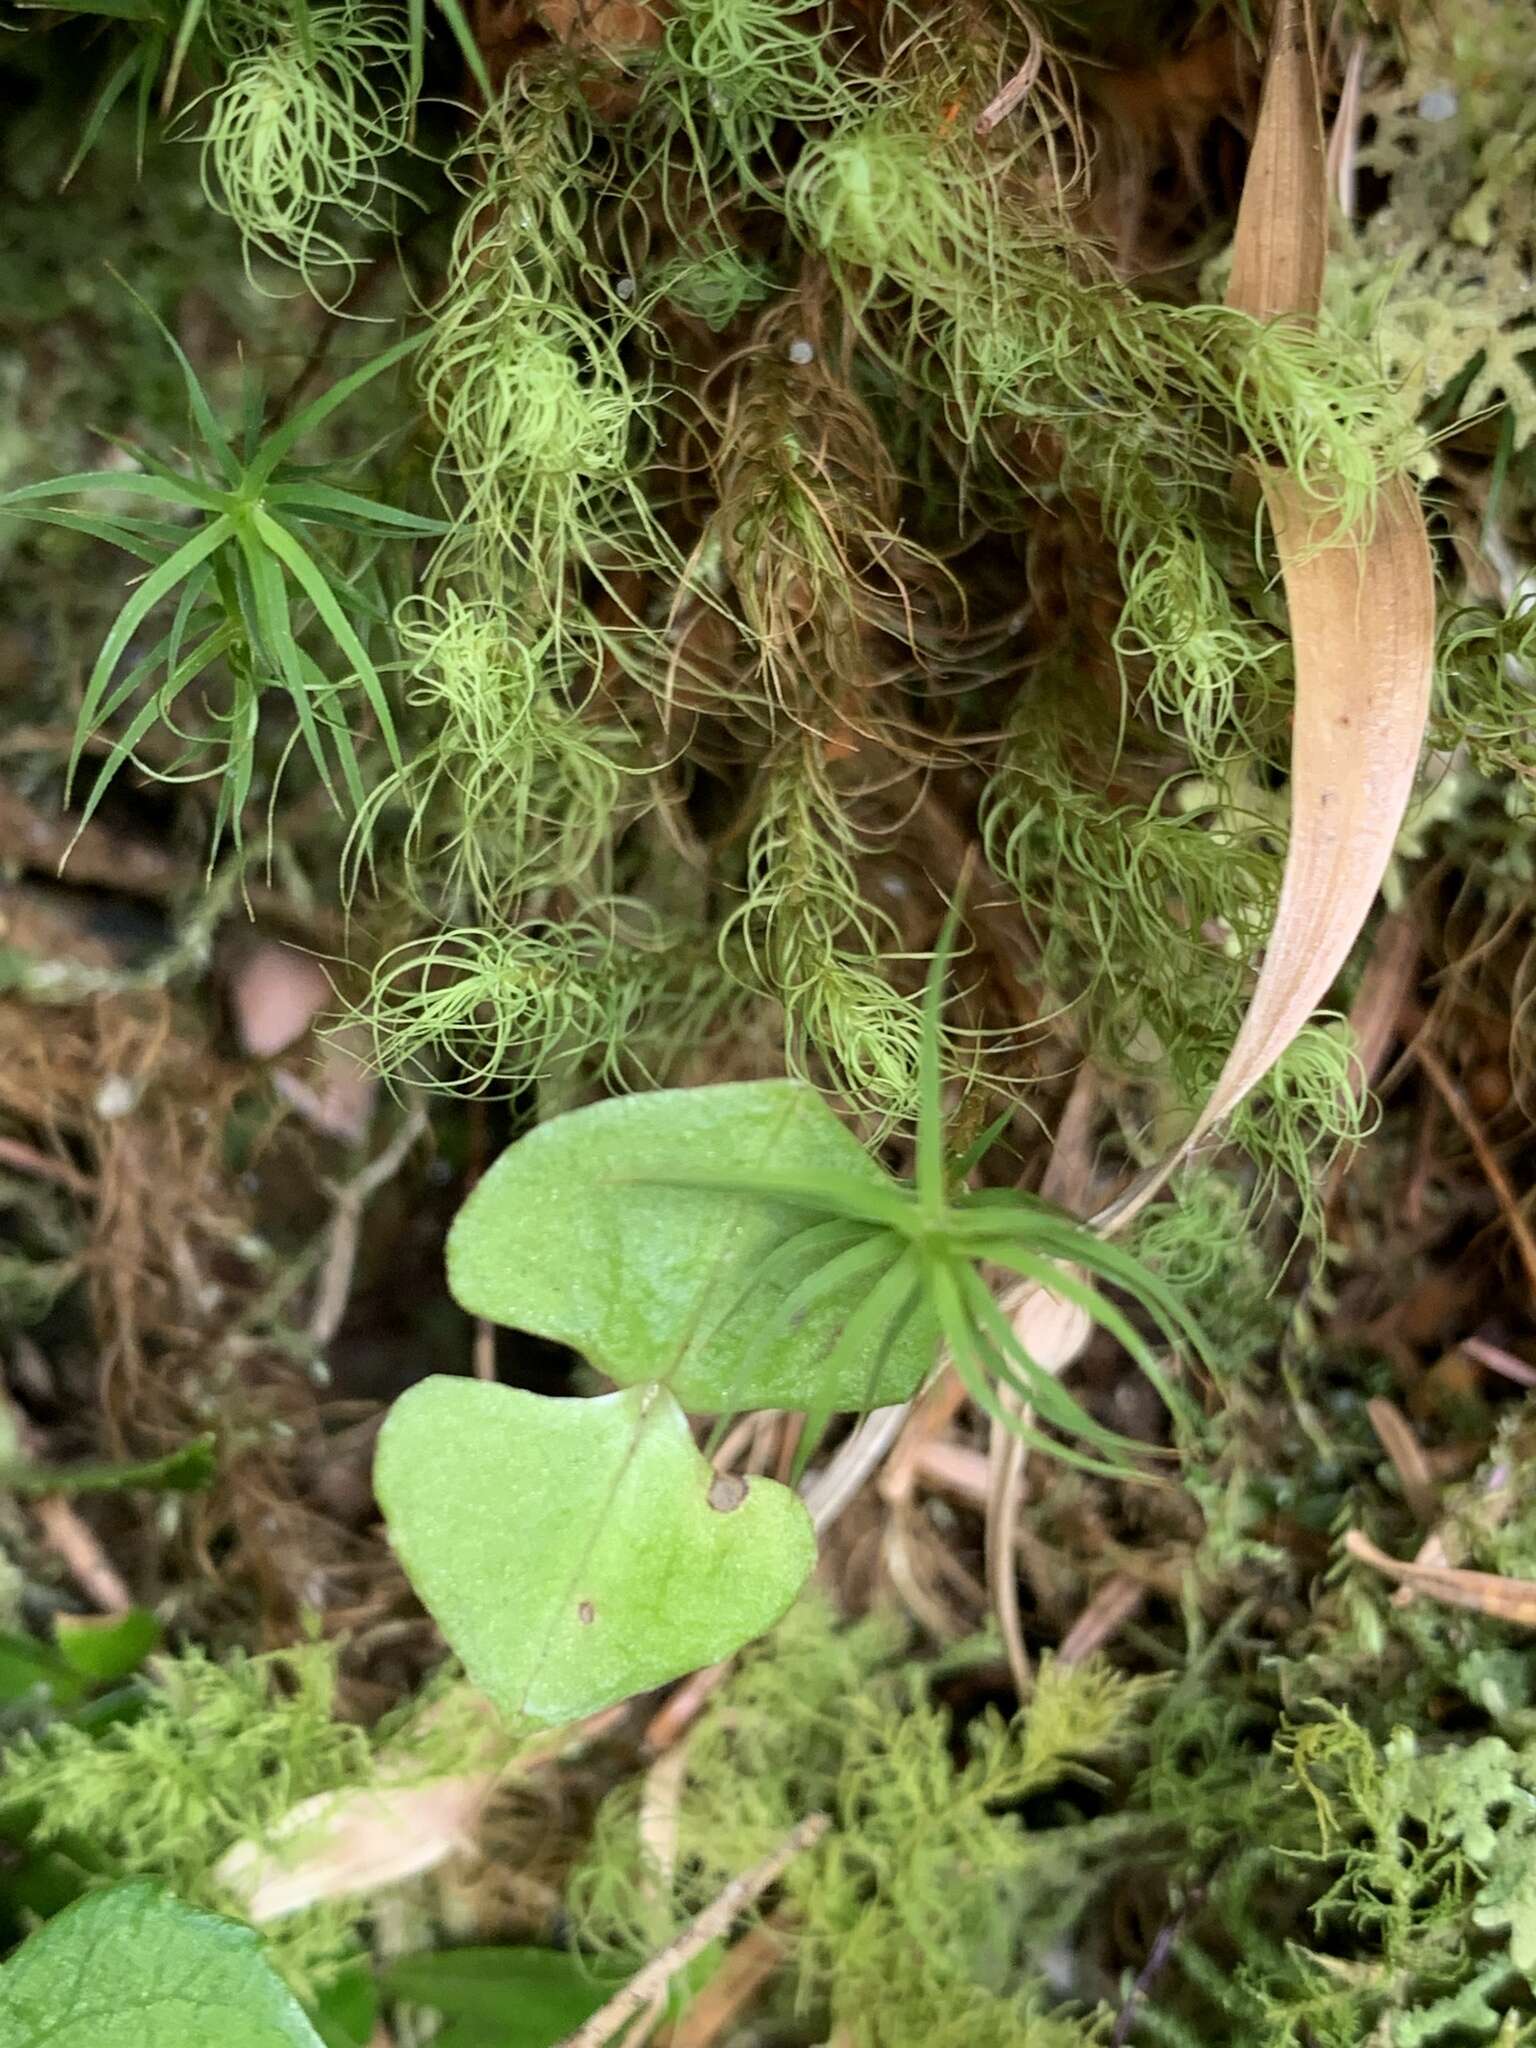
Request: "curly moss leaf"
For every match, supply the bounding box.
[0,1881,323,2046]
[375,1377,817,1722]
[199,0,411,299]
[446,1081,935,1412]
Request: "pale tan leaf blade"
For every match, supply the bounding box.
[1093,476,1435,1235]
[1226,0,1326,324]
[214,1774,498,1922]
[1203,0,1433,1148]
[1183,468,1435,1145]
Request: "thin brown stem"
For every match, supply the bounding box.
[308,1102,429,1349]
[1413,1039,1536,1306]
[557,1815,830,2048]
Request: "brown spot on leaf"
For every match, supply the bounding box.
[577,1600,595,1625]
[708,1473,748,1513]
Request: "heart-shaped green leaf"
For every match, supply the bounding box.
[375,1377,816,1722]
[446,1081,935,1413]
[0,1883,323,2047]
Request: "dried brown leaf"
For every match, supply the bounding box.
[1226,0,1326,325]
[1186,467,1435,1143]
[1195,0,1431,1145]
[215,1774,499,1921]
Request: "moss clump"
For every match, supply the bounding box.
[572,1596,1150,2045]
[198,0,414,298]
[0,1642,508,1997]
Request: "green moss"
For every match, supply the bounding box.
[6,0,1454,1148]
[1329,0,1536,449]
[198,0,413,299]
[650,240,778,328]
[0,1643,505,1998]
[721,760,951,1126]
[571,1595,1150,2045]
[356,908,732,1097]
[981,705,1277,1071]
[349,594,632,911]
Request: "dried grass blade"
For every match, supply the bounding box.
[1182,467,1435,1145]
[1225,0,1325,324]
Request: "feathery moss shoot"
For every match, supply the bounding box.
[350,596,631,911]
[199,0,411,296]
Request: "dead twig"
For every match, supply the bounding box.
[1411,1039,1536,1307]
[1,1386,132,1612]
[1059,1573,1146,1665]
[29,1495,133,1613]
[880,1505,974,1639]
[642,1660,734,1756]
[663,1919,787,2048]
[900,1438,990,1504]
[1460,1335,1536,1388]
[879,1368,969,1508]
[801,1404,911,1533]
[307,1101,429,1349]
[1345,1528,1536,1627]
[976,35,1044,138]
[0,1134,94,1200]
[556,1814,830,2048]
